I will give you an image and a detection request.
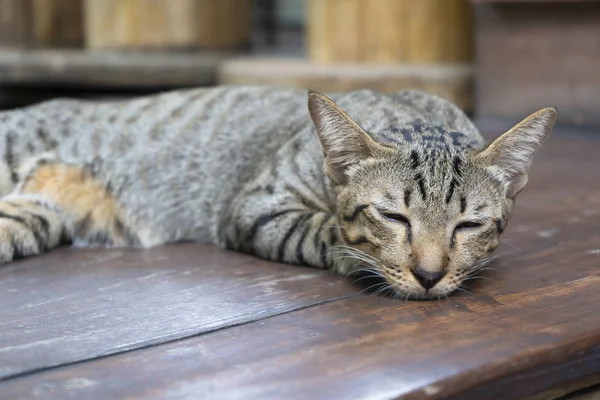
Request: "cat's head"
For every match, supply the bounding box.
[308,90,556,299]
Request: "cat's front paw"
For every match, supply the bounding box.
[0,198,64,264]
[0,216,44,262]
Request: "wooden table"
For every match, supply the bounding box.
[0,128,599,400]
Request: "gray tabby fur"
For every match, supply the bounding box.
[0,86,556,299]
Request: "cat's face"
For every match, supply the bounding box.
[334,154,512,299]
[308,91,556,299]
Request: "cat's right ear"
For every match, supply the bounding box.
[476,107,556,198]
[308,90,390,185]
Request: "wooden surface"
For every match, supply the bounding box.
[307,0,473,63]
[0,0,33,48]
[84,0,251,50]
[0,50,231,88]
[472,0,598,3]
[0,129,599,399]
[0,0,83,48]
[218,57,473,111]
[474,1,600,128]
[31,0,83,48]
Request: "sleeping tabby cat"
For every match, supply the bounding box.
[0,86,555,299]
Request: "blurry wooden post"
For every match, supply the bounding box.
[0,0,83,48]
[196,0,251,49]
[0,0,31,48]
[406,0,473,63]
[32,0,83,48]
[307,0,473,64]
[220,0,474,111]
[84,0,251,50]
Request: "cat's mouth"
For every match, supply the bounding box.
[354,266,459,300]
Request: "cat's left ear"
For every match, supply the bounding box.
[308,90,392,185]
[476,107,557,198]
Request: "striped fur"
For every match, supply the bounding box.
[0,86,555,299]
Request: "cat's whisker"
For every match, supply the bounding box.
[329,254,377,265]
[475,266,498,273]
[328,249,373,260]
[372,282,394,298]
[330,244,379,260]
[358,281,388,296]
[501,239,522,252]
[456,286,473,295]
[464,275,495,282]
[469,254,502,273]
[352,269,386,283]
[328,247,384,272]
[353,265,384,274]
[328,250,377,261]
[470,265,497,274]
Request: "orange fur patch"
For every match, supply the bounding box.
[21,163,128,245]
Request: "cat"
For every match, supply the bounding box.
[0,86,555,299]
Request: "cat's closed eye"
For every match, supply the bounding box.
[454,221,483,231]
[379,211,411,225]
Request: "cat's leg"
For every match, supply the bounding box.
[227,207,358,275]
[0,158,138,263]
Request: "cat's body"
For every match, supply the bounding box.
[0,86,555,299]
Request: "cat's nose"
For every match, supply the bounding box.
[411,268,446,290]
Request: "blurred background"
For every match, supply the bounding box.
[0,0,597,129]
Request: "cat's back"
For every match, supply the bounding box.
[329,89,484,148]
[1,85,309,155]
[0,86,480,159]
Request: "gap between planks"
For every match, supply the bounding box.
[0,292,358,383]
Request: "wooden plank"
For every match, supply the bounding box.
[0,0,33,48]
[1,132,599,399]
[195,0,251,49]
[2,237,598,399]
[84,0,184,49]
[563,387,600,400]
[0,0,83,48]
[472,0,598,3]
[307,0,473,63]
[363,0,407,63]
[0,50,230,88]
[0,243,358,380]
[218,57,474,111]
[306,0,331,62]
[31,0,83,48]
[474,1,600,128]
[84,0,251,50]
[406,0,449,63]
[307,0,363,63]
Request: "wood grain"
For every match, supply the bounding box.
[1,132,598,399]
[0,244,358,380]
[195,0,251,50]
[0,0,82,48]
[31,0,83,48]
[2,240,598,399]
[307,0,473,63]
[472,0,598,3]
[218,57,474,111]
[0,0,33,48]
[0,50,229,88]
[84,0,251,50]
